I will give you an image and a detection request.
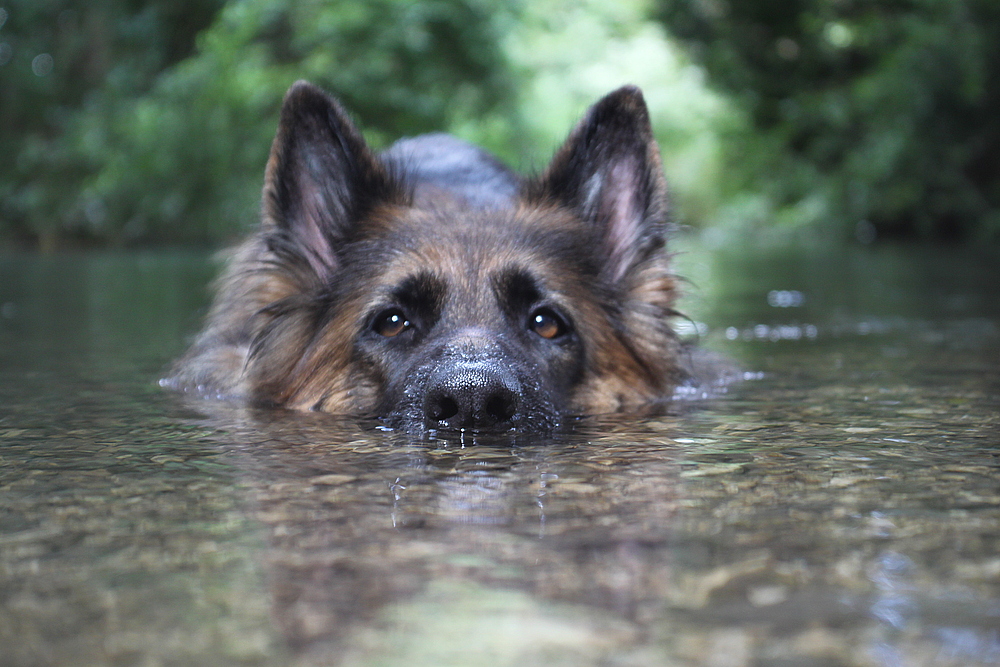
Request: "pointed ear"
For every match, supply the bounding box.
[529,86,669,282]
[262,81,401,279]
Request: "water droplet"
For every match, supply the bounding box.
[32,53,54,77]
[855,219,877,244]
[775,37,799,60]
[767,289,805,307]
[824,22,854,48]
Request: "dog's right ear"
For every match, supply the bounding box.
[528,86,668,285]
[262,81,400,280]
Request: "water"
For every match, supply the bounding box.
[1,236,997,667]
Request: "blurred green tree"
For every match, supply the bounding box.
[657,0,1000,240]
[1,0,521,245]
[0,0,225,248]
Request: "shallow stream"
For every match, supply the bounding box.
[1,235,997,666]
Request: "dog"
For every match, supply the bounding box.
[166,81,684,430]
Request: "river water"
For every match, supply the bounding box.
[1,234,997,666]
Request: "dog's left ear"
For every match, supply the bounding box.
[262,81,401,281]
[529,86,668,282]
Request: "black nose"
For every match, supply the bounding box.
[423,361,520,428]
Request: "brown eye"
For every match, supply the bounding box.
[529,308,567,340]
[374,309,411,337]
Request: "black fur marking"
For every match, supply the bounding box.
[493,267,543,317]
[390,272,447,324]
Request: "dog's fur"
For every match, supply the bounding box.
[168,81,684,429]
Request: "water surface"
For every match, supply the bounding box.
[1,237,997,666]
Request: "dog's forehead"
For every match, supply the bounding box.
[366,203,594,288]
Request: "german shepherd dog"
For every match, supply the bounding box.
[168,81,684,430]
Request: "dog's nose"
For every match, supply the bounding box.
[423,361,520,428]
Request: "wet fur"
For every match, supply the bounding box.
[168,81,684,427]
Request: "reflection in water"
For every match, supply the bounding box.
[0,240,998,665]
[193,407,683,663]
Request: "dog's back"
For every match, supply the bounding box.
[381,133,519,210]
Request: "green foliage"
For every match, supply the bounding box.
[2,0,731,247]
[657,0,1000,240]
[14,0,995,246]
[0,0,225,247]
[1,0,521,245]
[94,0,526,243]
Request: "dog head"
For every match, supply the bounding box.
[216,82,682,430]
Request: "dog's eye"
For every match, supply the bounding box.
[529,308,567,340]
[373,309,412,338]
